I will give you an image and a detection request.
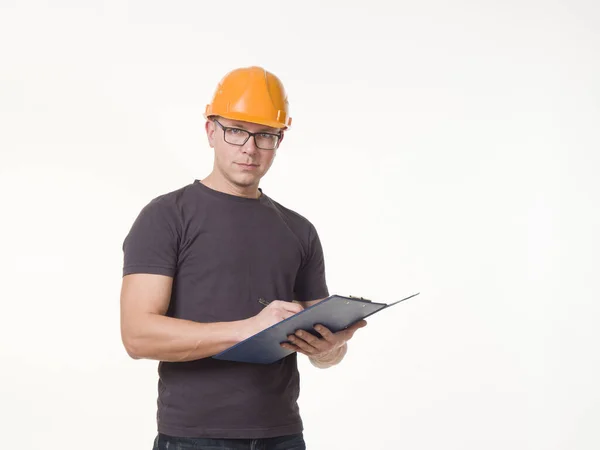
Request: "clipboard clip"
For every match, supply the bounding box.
[348,295,372,302]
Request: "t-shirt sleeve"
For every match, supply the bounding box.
[294,223,329,302]
[122,197,180,277]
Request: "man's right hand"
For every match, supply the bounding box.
[243,300,304,339]
[121,275,305,361]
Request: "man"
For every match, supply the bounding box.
[120,66,366,450]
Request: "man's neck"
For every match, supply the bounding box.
[201,173,261,199]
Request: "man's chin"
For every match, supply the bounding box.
[231,175,261,189]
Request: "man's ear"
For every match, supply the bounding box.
[277,131,285,147]
[205,119,215,148]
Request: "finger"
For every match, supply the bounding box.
[331,321,365,341]
[294,330,330,352]
[337,320,367,337]
[281,342,299,352]
[339,324,365,341]
[279,308,303,321]
[273,300,304,314]
[313,324,335,342]
[347,320,367,332]
[281,343,311,357]
[288,334,320,354]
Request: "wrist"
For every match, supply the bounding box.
[231,318,256,343]
[310,343,347,368]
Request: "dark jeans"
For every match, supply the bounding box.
[152,432,306,450]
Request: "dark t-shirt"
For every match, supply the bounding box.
[122,180,329,439]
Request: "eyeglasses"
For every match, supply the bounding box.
[213,119,281,150]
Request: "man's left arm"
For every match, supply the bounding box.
[288,224,366,368]
[284,297,367,369]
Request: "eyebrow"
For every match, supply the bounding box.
[228,121,279,134]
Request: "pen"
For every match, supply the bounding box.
[258,297,271,307]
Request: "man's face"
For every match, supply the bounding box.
[205,116,283,190]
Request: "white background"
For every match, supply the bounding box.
[1,1,599,449]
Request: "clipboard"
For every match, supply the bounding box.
[212,292,420,364]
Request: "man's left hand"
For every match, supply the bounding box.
[280,320,367,359]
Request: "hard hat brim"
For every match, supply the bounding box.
[205,108,291,130]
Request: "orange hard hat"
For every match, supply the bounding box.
[204,66,292,130]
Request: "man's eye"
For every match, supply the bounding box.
[229,128,244,135]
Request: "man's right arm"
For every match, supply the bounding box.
[120,273,303,362]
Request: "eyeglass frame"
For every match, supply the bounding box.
[212,119,282,150]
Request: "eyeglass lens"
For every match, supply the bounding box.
[220,125,280,150]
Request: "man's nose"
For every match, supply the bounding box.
[241,136,258,155]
